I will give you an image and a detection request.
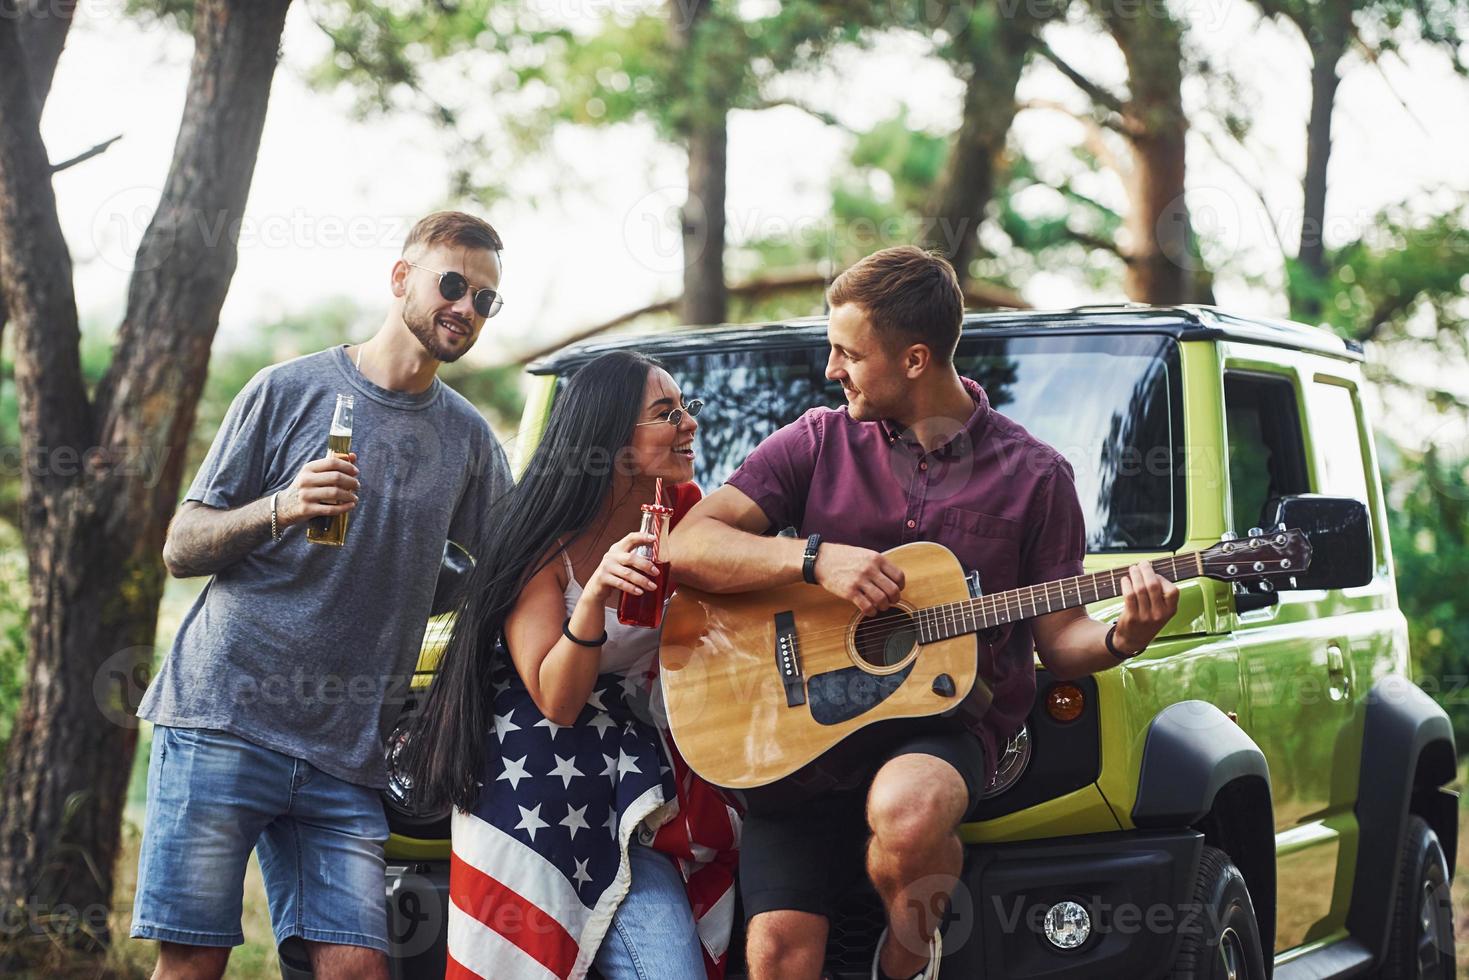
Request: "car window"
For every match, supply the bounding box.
[560,333,1184,553]
[1223,373,1311,535]
[1307,380,1370,505]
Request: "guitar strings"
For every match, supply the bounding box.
[733,552,1271,649]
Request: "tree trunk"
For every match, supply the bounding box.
[680,112,729,325]
[671,0,728,326]
[921,4,1042,287]
[1293,2,1350,319]
[0,1,77,368]
[0,0,291,953]
[18,0,77,116]
[1101,6,1195,304]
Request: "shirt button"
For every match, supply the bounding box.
[906,519,916,529]
[919,462,928,471]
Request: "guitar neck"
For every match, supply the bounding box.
[916,552,1205,644]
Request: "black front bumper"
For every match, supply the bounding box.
[378,830,1205,980]
[933,829,1205,980]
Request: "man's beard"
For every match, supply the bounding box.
[405,306,467,363]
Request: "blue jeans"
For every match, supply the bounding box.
[130,726,389,953]
[593,844,706,980]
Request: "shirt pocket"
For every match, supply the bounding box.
[940,507,1023,593]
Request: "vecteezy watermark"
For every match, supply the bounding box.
[384,868,448,960]
[90,187,424,273]
[0,443,169,489]
[0,899,113,944]
[620,189,982,274]
[93,646,154,730]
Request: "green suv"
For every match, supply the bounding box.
[377,305,1458,980]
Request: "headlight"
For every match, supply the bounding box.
[383,717,451,824]
[978,724,1031,799]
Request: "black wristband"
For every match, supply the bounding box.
[1105,623,1141,660]
[802,534,822,585]
[563,616,608,648]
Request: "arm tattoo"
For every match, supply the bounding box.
[162,498,277,578]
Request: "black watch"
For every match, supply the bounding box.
[802,534,822,585]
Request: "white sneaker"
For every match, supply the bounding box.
[870,925,942,980]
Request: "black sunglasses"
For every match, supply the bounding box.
[408,262,504,319]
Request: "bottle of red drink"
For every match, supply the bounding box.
[617,493,674,629]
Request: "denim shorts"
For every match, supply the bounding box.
[130,725,389,953]
[593,844,707,980]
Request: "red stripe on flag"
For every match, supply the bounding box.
[445,950,486,980]
[450,851,579,979]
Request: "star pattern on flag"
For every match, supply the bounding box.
[497,755,531,790]
[549,754,585,789]
[514,803,549,841]
[560,804,590,840]
[455,503,739,980]
[493,710,521,741]
[469,672,673,918]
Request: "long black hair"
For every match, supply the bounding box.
[404,350,664,811]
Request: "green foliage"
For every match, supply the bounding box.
[1386,438,1469,749]
[1299,204,1469,348]
[306,0,885,201]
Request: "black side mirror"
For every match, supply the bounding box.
[430,540,475,617]
[1261,494,1373,591]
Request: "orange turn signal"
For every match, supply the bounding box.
[1045,682,1085,723]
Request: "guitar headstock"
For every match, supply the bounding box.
[1200,524,1313,589]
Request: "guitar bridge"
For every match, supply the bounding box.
[774,611,806,707]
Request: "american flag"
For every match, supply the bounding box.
[447,664,740,980]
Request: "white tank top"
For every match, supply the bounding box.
[561,553,664,677]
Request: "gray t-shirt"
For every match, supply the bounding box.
[138,345,511,788]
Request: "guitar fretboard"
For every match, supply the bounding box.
[914,553,1204,644]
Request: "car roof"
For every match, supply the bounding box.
[527,303,1365,374]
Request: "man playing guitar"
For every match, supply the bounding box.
[668,246,1180,980]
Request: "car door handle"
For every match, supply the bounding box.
[1327,644,1349,701]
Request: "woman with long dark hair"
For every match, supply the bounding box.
[405,351,738,980]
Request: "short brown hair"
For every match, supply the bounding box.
[827,246,963,364]
[402,210,503,256]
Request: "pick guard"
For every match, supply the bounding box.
[807,662,916,726]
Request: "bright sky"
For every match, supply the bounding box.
[41,0,1469,378]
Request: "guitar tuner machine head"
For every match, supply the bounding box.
[1203,527,1313,585]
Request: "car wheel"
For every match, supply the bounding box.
[1169,845,1268,979]
[1379,815,1455,980]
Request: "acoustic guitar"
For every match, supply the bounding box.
[658,528,1311,792]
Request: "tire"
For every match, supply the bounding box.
[1169,845,1268,980]
[1378,815,1456,980]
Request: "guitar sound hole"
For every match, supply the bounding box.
[853,609,918,669]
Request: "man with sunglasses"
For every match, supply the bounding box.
[132,211,512,980]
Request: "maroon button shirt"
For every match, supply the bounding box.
[725,376,1087,784]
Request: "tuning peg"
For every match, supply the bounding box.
[1274,522,1287,532]
[1220,531,1238,541]
[1247,527,1263,537]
